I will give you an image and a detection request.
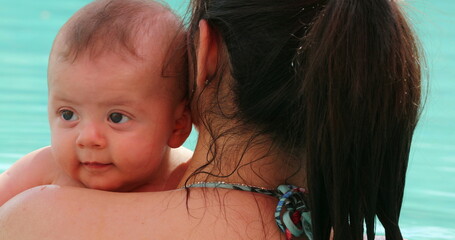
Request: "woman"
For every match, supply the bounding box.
[0,0,422,239]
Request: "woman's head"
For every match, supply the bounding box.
[187,0,323,150]
[187,0,422,239]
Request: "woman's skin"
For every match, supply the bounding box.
[0,20,299,240]
[0,185,282,239]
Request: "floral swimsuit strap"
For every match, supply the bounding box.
[186,182,313,240]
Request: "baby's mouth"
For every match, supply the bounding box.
[81,162,113,170]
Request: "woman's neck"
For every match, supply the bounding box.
[178,127,306,189]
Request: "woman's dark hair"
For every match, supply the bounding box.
[187,0,422,239]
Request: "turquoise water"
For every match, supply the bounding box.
[0,1,454,239]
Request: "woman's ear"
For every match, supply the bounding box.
[167,101,192,148]
[196,19,219,88]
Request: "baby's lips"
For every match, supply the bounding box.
[81,161,113,168]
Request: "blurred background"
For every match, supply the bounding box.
[0,0,453,239]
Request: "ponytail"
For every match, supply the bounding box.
[298,0,422,239]
[187,0,422,239]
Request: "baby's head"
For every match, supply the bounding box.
[47,0,191,191]
[50,0,187,94]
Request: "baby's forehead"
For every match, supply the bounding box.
[49,42,186,103]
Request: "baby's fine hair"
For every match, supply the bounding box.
[51,0,188,98]
[57,0,179,61]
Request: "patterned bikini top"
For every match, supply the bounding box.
[186,182,313,240]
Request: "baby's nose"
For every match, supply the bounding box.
[76,122,107,149]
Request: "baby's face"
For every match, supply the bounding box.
[47,52,183,191]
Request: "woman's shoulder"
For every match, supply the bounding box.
[0,185,65,238]
[0,185,188,239]
[0,185,284,240]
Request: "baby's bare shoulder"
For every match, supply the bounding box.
[168,146,193,177]
[160,147,193,190]
[0,146,62,205]
[18,146,55,168]
[170,146,193,163]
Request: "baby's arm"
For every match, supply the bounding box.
[0,146,57,206]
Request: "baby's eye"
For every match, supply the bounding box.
[60,110,79,121]
[109,112,130,124]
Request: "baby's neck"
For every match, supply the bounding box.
[133,147,191,192]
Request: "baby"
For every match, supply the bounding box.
[0,0,192,206]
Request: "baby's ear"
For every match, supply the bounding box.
[168,101,192,148]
